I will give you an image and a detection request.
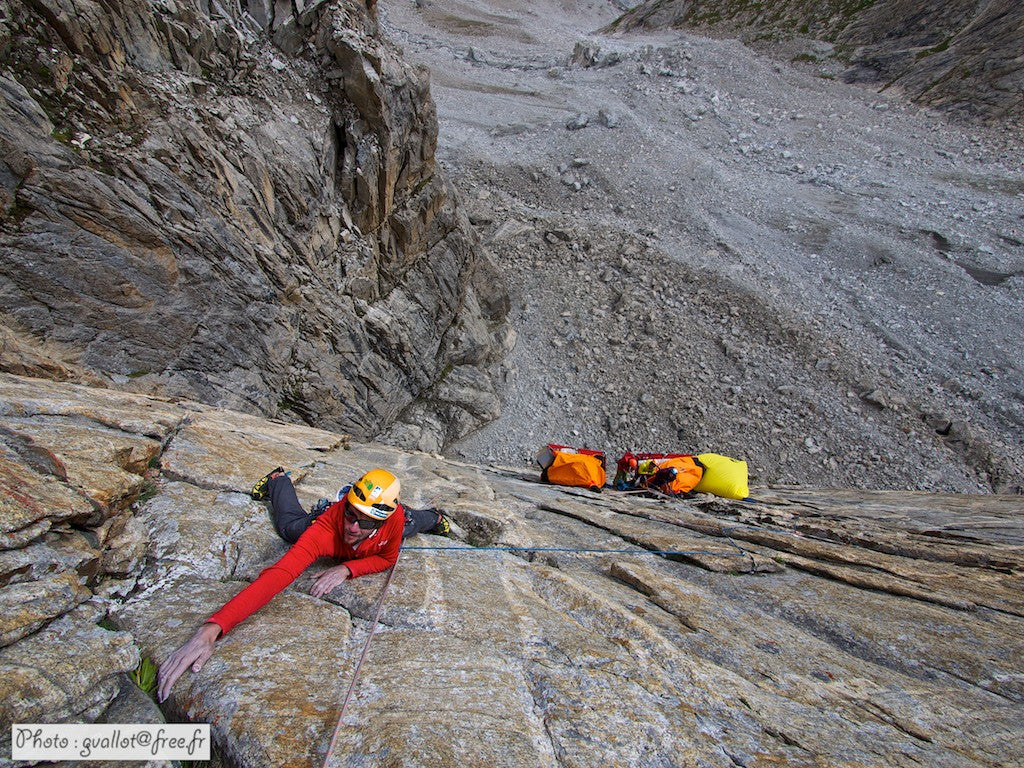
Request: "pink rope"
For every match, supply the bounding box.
[321,551,400,768]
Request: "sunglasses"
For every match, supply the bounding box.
[344,507,385,530]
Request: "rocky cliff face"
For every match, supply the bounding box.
[607,0,1024,123]
[0,0,511,451]
[2,371,1022,767]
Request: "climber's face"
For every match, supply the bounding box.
[342,505,381,546]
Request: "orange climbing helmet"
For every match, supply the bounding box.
[346,468,401,520]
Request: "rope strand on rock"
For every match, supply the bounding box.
[321,550,399,768]
[400,545,748,557]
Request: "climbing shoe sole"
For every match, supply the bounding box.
[250,467,284,500]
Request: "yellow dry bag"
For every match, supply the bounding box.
[693,453,749,499]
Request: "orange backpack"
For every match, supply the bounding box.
[539,444,606,492]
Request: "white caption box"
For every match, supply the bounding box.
[11,724,211,761]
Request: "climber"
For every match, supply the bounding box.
[633,459,658,488]
[613,454,639,490]
[648,465,679,495]
[156,468,448,702]
[250,466,449,545]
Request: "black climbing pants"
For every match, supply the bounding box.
[267,474,440,544]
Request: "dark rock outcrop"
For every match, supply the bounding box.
[0,0,510,450]
[607,0,1024,123]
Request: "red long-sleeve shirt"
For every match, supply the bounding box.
[207,499,403,635]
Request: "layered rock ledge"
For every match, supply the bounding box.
[1,371,1022,767]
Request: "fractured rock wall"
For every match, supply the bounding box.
[0,0,510,451]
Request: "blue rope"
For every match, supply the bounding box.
[401,545,747,558]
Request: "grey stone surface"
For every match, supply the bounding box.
[0,1,1023,763]
[376,0,1024,494]
[0,373,1021,767]
[0,611,139,759]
